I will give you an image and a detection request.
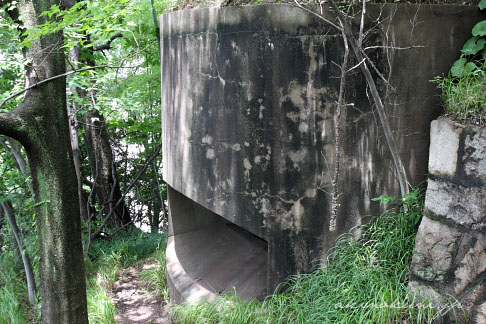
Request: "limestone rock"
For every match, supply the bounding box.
[428,117,462,176]
[425,179,486,231]
[411,216,462,282]
[454,239,486,295]
[408,281,446,308]
[463,126,486,180]
[457,282,486,324]
[475,301,486,324]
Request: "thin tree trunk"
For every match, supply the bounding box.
[78,40,131,230]
[83,110,131,228]
[150,0,162,60]
[0,136,33,195]
[329,16,350,232]
[327,0,409,198]
[89,144,161,241]
[5,137,29,176]
[1,201,36,305]
[68,45,89,222]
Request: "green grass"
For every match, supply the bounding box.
[85,227,168,324]
[171,189,452,324]
[0,250,40,324]
[1,190,461,324]
[0,253,28,324]
[433,73,486,124]
[0,226,168,324]
[140,248,169,302]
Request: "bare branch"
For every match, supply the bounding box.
[293,0,342,32]
[0,65,139,110]
[329,16,349,233]
[358,0,366,47]
[328,0,409,198]
[89,144,162,241]
[92,33,123,51]
[347,58,366,73]
[364,45,424,51]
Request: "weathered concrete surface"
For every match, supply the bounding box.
[166,224,267,303]
[166,186,267,303]
[409,117,486,324]
[161,4,485,301]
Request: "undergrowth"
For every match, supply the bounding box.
[433,74,486,125]
[171,189,453,324]
[0,229,40,324]
[0,226,168,324]
[85,227,168,324]
[0,253,31,324]
[140,248,170,302]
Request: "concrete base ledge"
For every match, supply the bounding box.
[166,222,268,303]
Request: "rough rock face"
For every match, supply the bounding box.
[161,4,485,302]
[409,117,486,324]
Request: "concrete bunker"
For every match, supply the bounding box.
[161,4,484,302]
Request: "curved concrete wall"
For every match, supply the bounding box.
[161,4,484,299]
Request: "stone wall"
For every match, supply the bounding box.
[409,117,486,323]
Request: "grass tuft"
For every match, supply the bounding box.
[0,252,36,324]
[433,74,486,125]
[140,247,169,302]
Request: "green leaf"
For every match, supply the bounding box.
[464,62,479,75]
[479,0,486,10]
[461,36,486,55]
[450,58,467,77]
[450,59,478,77]
[371,195,395,205]
[33,200,50,207]
[400,190,418,203]
[472,21,486,36]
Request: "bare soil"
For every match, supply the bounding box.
[110,263,171,324]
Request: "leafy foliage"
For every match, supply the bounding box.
[0,13,23,113]
[444,0,486,78]
[433,0,486,124]
[1,0,171,321]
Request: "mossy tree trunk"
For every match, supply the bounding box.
[83,110,132,229]
[0,0,88,323]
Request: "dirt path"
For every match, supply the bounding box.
[111,262,171,324]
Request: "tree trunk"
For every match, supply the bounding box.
[151,198,160,234]
[67,45,89,222]
[1,201,36,305]
[83,110,131,229]
[69,37,131,231]
[0,1,88,323]
[0,136,34,195]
